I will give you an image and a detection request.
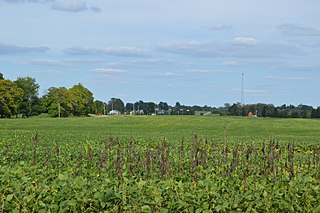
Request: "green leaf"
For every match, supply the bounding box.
[160,208,169,213]
[263,190,268,197]
[39,200,46,207]
[7,194,14,201]
[177,180,184,189]
[137,179,146,189]
[141,205,151,212]
[58,173,68,181]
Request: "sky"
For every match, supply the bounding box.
[1,0,320,107]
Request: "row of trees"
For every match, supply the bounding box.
[1,72,320,118]
[0,73,95,118]
[222,103,320,118]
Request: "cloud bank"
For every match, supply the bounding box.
[278,24,320,37]
[159,38,306,58]
[1,0,102,13]
[1,0,54,3]
[0,43,49,54]
[64,46,149,57]
[51,0,86,12]
[203,25,233,31]
[92,68,127,74]
[266,76,310,81]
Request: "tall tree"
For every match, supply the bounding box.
[0,73,3,80]
[93,100,105,115]
[158,101,169,111]
[0,79,23,118]
[70,84,94,116]
[15,77,41,117]
[45,87,72,117]
[108,98,124,113]
[125,103,134,112]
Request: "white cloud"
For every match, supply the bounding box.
[0,42,49,54]
[109,60,189,69]
[31,70,59,74]
[147,72,180,78]
[90,6,101,13]
[222,60,241,66]
[159,39,306,58]
[92,68,127,74]
[232,88,269,96]
[64,46,149,57]
[233,37,258,45]
[265,76,310,81]
[203,24,232,31]
[28,59,103,67]
[51,0,87,12]
[278,24,320,37]
[186,69,228,74]
[2,0,54,3]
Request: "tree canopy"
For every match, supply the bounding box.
[15,77,41,117]
[0,79,23,118]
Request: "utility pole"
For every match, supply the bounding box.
[55,92,61,118]
[58,102,61,118]
[241,73,244,105]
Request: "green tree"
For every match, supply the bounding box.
[125,103,134,113]
[0,79,23,118]
[146,102,156,114]
[70,84,94,116]
[15,77,41,117]
[45,87,72,117]
[158,101,169,111]
[229,103,242,116]
[93,100,105,115]
[0,73,3,80]
[108,98,124,113]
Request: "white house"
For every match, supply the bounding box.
[109,110,121,115]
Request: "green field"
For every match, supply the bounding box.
[1,116,320,212]
[1,115,320,143]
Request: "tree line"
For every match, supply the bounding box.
[1,72,320,118]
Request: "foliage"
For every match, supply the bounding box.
[45,84,94,117]
[15,77,42,117]
[70,84,94,116]
[108,98,124,113]
[45,87,73,117]
[0,116,319,212]
[0,79,23,118]
[93,100,106,115]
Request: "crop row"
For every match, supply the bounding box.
[0,133,319,212]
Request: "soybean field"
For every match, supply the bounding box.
[0,116,319,212]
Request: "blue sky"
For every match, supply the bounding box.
[1,0,320,107]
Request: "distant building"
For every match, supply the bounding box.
[129,110,144,115]
[157,110,165,115]
[109,110,121,115]
[247,111,254,117]
[247,111,257,117]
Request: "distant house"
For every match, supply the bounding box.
[109,110,121,115]
[247,111,257,117]
[157,110,165,115]
[247,111,254,117]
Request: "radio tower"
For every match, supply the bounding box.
[241,73,244,105]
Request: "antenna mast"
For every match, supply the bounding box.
[241,73,244,105]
